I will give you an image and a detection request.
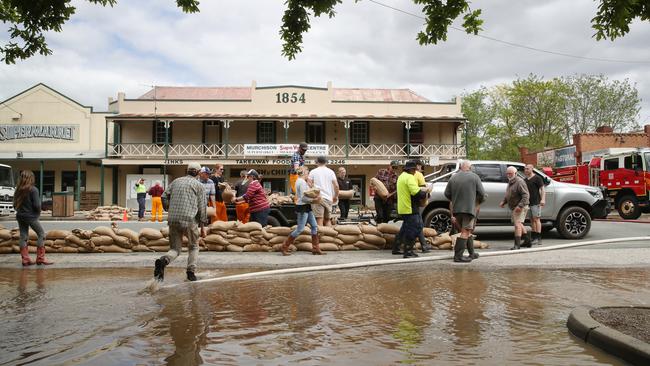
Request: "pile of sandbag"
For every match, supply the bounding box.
[0,225,18,254]
[425,232,489,250]
[204,221,272,252]
[86,205,133,221]
[267,193,294,206]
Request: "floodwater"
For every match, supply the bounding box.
[1,266,648,366]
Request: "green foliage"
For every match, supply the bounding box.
[461,74,642,161]
[592,0,650,40]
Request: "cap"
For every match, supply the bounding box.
[199,167,211,174]
[246,169,259,178]
[187,162,201,171]
[299,142,308,149]
[390,160,400,167]
[404,160,418,171]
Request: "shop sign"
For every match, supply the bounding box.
[0,124,76,141]
[554,146,576,168]
[243,144,328,156]
[235,158,346,165]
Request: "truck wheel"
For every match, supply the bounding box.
[556,206,591,239]
[616,195,642,220]
[424,208,452,234]
[267,216,281,227]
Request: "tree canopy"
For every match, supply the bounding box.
[1,0,649,63]
[461,74,641,161]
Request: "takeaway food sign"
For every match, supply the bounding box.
[244,144,328,156]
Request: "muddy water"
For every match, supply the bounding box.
[1,266,648,365]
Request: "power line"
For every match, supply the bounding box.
[367,0,650,64]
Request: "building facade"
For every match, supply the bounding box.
[0,84,113,210]
[106,82,466,207]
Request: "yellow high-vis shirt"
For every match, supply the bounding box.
[397,172,420,215]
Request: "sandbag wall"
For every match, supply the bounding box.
[0,223,488,254]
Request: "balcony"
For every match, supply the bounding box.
[107,143,465,160]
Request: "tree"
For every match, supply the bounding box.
[562,74,641,137]
[461,87,495,159]
[3,0,649,64]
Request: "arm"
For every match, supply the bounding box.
[518,181,530,208]
[476,178,487,204]
[332,176,339,204]
[197,183,207,224]
[32,187,41,214]
[539,181,546,207]
[444,180,452,201]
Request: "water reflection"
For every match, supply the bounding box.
[0,267,646,365]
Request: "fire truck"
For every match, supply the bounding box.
[550,148,650,219]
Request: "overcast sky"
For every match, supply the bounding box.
[1,0,649,125]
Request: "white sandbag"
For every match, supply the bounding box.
[370,178,388,198]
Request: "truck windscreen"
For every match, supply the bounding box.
[0,167,13,187]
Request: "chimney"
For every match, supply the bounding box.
[595,126,613,133]
[644,124,650,135]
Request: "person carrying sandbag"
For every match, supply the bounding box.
[281,166,324,255]
[235,170,271,226]
[373,160,399,224]
[234,169,251,223]
[336,167,352,220]
[289,142,308,196]
[209,164,228,222]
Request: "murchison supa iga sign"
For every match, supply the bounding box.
[244,144,328,156]
[0,124,76,141]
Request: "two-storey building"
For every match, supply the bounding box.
[105,82,466,207]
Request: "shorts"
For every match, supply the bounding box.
[529,204,541,218]
[454,213,476,230]
[511,206,529,224]
[312,198,333,219]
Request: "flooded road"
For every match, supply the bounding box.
[1,266,648,365]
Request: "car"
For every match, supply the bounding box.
[423,161,610,239]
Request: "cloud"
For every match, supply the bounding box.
[1,0,649,123]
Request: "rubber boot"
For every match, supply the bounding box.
[35,247,53,265]
[281,235,296,256]
[392,232,403,255]
[403,239,418,258]
[154,256,169,281]
[186,270,197,281]
[510,236,522,250]
[521,232,532,248]
[312,234,326,255]
[453,238,472,263]
[467,237,479,259]
[20,246,35,266]
[535,232,542,246]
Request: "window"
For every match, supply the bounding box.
[61,171,86,193]
[34,171,55,199]
[604,158,619,170]
[349,175,366,205]
[257,121,276,143]
[262,178,286,194]
[306,121,325,143]
[403,121,424,143]
[624,154,643,170]
[645,153,650,171]
[473,164,504,183]
[350,121,369,145]
[153,120,171,145]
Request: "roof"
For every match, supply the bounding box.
[107,113,464,121]
[137,86,434,103]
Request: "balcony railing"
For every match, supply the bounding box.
[107,143,465,160]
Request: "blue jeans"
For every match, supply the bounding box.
[137,193,146,218]
[250,208,270,226]
[17,217,45,248]
[290,211,318,238]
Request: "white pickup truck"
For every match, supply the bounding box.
[0,164,15,216]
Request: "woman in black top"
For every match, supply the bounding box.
[14,170,52,266]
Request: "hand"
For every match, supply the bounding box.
[332,197,338,205]
[540,200,545,207]
[451,216,457,225]
[514,206,522,213]
[499,202,505,208]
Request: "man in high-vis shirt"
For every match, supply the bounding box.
[396,160,427,258]
[135,178,147,221]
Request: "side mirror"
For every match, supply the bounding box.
[543,176,551,185]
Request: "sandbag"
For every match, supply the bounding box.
[353,241,381,250]
[267,226,292,235]
[362,234,386,247]
[272,243,296,252]
[237,222,263,232]
[294,234,313,243]
[145,238,170,247]
[0,246,13,254]
[338,234,361,244]
[269,236,288,245]
[295,242,315,251]
[99,244,132,253]
[359,224,381,236]
[222,187,236,204]
[205,243,225,252]
[0,239,12,247]
[65,234,93,250]
[149,245,170,252]
[335,224,361,236]
[340,244,359,251]
[319,236,338,244]
[432,233,452,246]
[317,226,338,237]
[423,228,438,237]
[210,221,237,232]
[90,236,114,247]
[243,244,270,252]
[203,234,229,246]
[160,226,169,237]
[93,226,120,240]
[60,246,79,253]
[46,229,71,240]
[0,230,11,241]
[229,237,251,246]
[377,223,400,235]
[263,232,275,240]
[132,244,154,252]
[303,187,320,198]
[249,230,264,237]
[114,228,139,244]
[338,190,354,200]
[72,229,93,239]
[370,177,388,198]
[226,244,243,252]
[438,242,452,250]
[139,228,163,240]
[228,230,251,239]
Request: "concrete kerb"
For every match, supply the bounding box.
[567,306,650,366]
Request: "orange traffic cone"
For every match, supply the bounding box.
[122,209,129,222]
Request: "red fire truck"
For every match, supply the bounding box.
[550,148,650,219]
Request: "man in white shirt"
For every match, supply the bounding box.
[308,156,339,226]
